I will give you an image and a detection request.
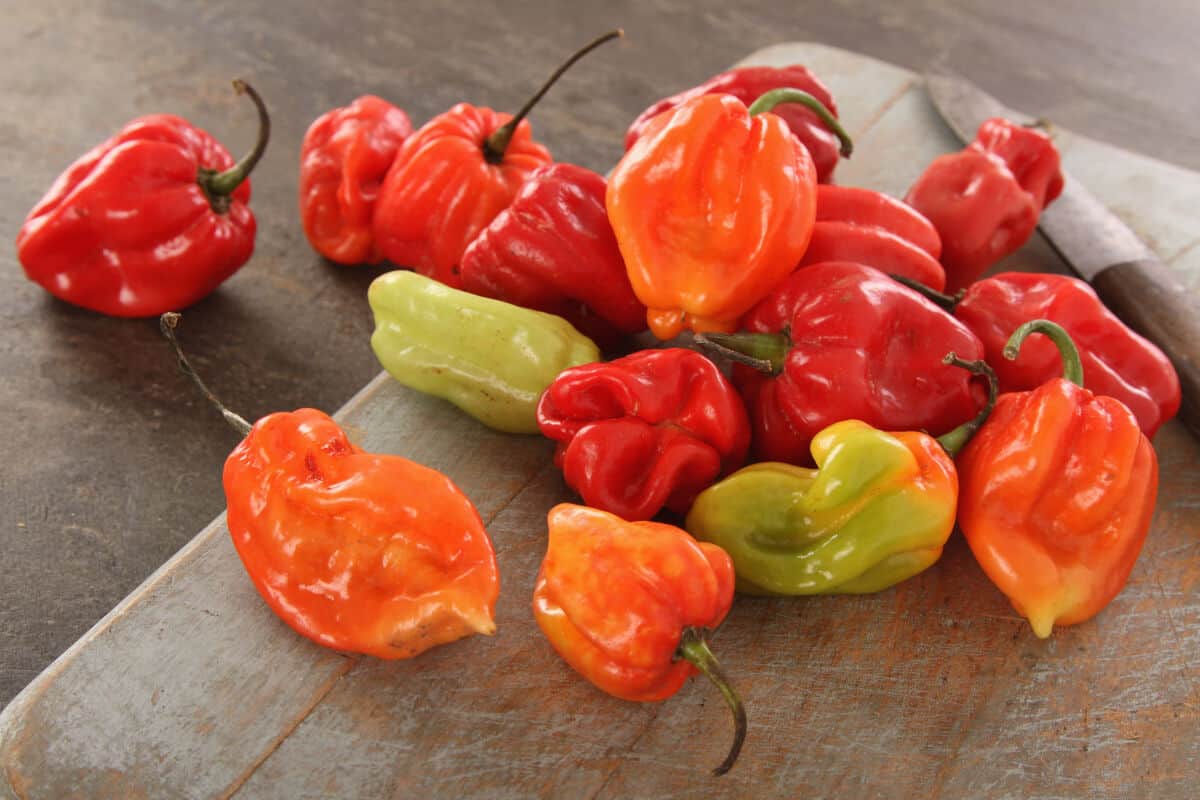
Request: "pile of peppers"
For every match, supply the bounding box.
[20,31,1186,777]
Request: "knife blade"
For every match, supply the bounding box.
[925,71,1200,439]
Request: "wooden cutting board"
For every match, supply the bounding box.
[3,43,1198,800]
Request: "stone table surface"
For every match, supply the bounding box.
[2,0,1198,710]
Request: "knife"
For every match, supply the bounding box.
[925,71,1200,439]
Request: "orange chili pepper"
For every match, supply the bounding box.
[955,320,1158,638]
[533,504,745,775]
[606,88,852,340]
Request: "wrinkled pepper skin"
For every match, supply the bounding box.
[459,163,647,345]
[974,118,1064,210]
[536,348,750,521]
[368,270,600,433]
[224,408,500,659]
[813,184,942,259]
[686,420,958,595]
[299,95,413,265]
[372,104,552,287]
[624,65,843,183]
[728,262,984,465]
[956,272,1181,437]
[607,93,818,340]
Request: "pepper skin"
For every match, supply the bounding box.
[459,163,647,346]
[16,80,269,317]
[956,321,1158,638]
[299,95,413,265]
[536,348,750,521]
[686,420,958,595]
[608,90,851,339]
[533,503,746,775]
[624,64,844,184]
[368,270,600,434]
[699,262,984,466]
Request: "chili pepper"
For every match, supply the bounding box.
[16,80,269,317]
[904,118,1063,293]
[954,320,1158,638]
[534,503,745,775]
[797,184,947,291]
[458,163,646,346]
[372,30,620,287]
[161,313,499,659]
[536,348,750,521]
[696,262,985,466]
[368,270,600,434]
[624,64,844,183]
[608,88,852,340]
[299,95,413,265]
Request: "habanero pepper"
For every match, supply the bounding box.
[624,64,844,183]
[533,503,745,776]
[161,314,499,659]
[954,320,1158,638]
[372,30,620,287]
[17,80,269,317]
[607,88,853,340]
[536,348,750,521]
[299,95,413,265]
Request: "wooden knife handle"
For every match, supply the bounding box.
[1092,257,1200,440]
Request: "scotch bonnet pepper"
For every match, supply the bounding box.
[368,271,600,434]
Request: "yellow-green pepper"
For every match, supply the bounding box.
[368,271,600,433]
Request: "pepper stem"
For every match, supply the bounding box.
[677,627,746,777]
[746,88,853,158]
[1003,319,1085,388]
[160,313,253,436]
[889,273,964,312]
[482,29,623,164]
[198,79,271,213]
[693,332,789,375]
[937,354,999,457]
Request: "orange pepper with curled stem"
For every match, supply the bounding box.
[533,504,745,775]
[606,88,852,340]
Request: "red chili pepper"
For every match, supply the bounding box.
[17,80,269,317]
[625,64,844,183]
[905,118,1063,292]
[299,95,413,265]
[372,31,620,287]
[536,348,750,521]
[459,163,646,345]
[697,262,985,465]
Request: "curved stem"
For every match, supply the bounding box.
[937,353,999,457]
[199,79,271,212]
[693,332,788,375]
[747,87,853,158]
[889,273,963,312]
[160,313,253,436]
[677,628,746,777]
[1003,319,1084,388]
[483,29,622,164]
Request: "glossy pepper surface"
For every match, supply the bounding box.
[536,348,750,521]
[299,95,413,264]
[459,163,646,345]
[534,503,745,775]
[368,270,600,434]
[624,64,844,184]
[956,320,1158,638]
[17,80,269,317]
[607,88,852,340]
[699,262,984,465]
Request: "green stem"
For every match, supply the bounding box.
[746,87,853,158]
[160,313,253,436]
[1003,319,1085,388]
[677,628,746,777]
[482,29,622,164]
[889,274,963,312]
[693,332,789,375]
[937,354,999,457]
[198,79,270,213]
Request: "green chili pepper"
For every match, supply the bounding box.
[368,271,600,433]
